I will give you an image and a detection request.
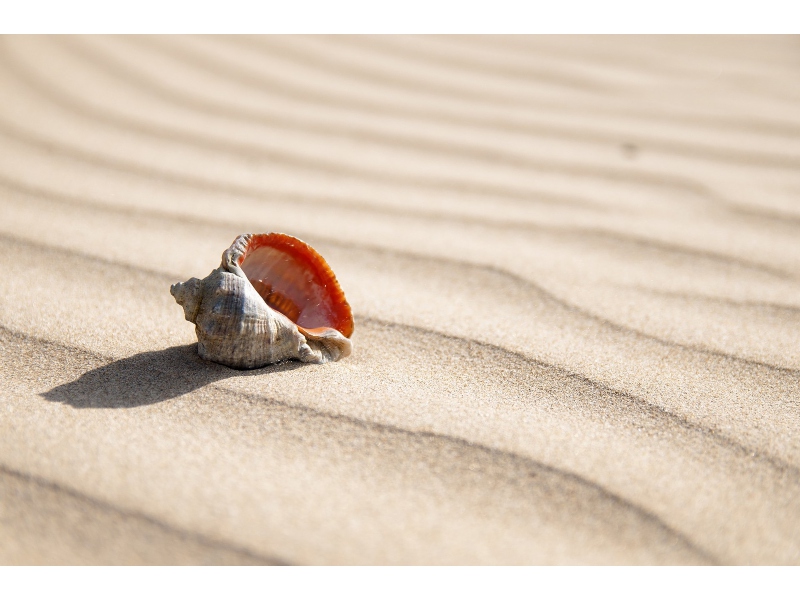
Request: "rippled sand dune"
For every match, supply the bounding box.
[1,35,799,565]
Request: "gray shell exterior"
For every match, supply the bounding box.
[170,237,352,369]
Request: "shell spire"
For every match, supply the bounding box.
[171,233,353,369]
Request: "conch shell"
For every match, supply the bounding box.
[170,233,354,369]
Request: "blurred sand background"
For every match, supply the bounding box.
[1,35,799,565]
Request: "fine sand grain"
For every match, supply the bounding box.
[1,35,799,564]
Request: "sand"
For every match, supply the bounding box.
[1,35,799,565]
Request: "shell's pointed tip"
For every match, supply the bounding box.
[170,280,191,305]
[170,278,203,323]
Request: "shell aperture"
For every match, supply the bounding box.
[236,233,354,338]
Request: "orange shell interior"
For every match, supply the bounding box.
[238,233,354,338]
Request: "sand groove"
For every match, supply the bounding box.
[1,39,729,214]
[1,35,799,564]
[0,464,281,565]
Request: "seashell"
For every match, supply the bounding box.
[170,233,353,369]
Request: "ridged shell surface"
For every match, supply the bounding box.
[171,233,353,369]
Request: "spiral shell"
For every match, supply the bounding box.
[171,233,353,369]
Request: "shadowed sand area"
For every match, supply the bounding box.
[1,35,800,564]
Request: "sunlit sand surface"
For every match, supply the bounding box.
[1,35,799,564]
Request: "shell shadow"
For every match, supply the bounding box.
[41,344,303,409]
